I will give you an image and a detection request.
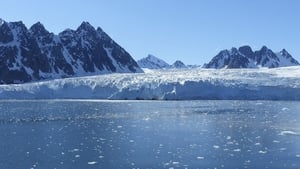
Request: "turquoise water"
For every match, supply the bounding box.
[0,100,300,169]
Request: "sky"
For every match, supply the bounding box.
[1,0,300,65]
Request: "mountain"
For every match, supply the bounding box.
[171,60,187,68]
[0,19,142,84]
[204,45,299,68]
[137,54,170,69]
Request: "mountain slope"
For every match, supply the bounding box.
[137,54,170,69]
[0,19,142,84]
[204,45,299,68]
[171,60,187,68]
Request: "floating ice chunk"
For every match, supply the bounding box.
[172,162,179,165]
[233,149,241,152]
[143,117,150,121]
[296,155,300,157]
[281,107,289,111]
[99,138,106,141]
[75,155,80,158]
[213,145,220,149]
[99,156,104,159]
[259,150,267,154]
[273,140,280,143]
[164,162,170,166]
[254,142,261,146]
[279,130,298,136]
[227,141,234,145]
[88,161,97,165]
[69,148,80,152]
[226,136,231,140]
[197,156,204,160]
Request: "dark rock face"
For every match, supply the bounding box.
[204,45,299,69]
[0,20,142,84]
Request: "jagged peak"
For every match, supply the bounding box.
[217,49,230,58]
[30,22,50,35]
[206,45,299,68]
[238,45,253,52]
[172,60,185,66]
[279,48,291,57]
[96,27,103,33]
[281,48,288,53]
[147,54,158,59]
[171,60,186,68]
[230,47,239,54]
[259,45,270,52]
[0,18,5,26]
[8,20,25,27]
[31,21,44,29]
[0,20,9,28]
[77,21,95,32]
[59,28,76,37]
[7,21,28,35]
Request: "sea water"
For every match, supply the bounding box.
[0,100,299,169]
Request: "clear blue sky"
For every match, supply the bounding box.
[1,0,300,65]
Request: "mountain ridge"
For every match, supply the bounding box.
[204,45,299,68]
[137,54,192,69]
[0,19,142,84]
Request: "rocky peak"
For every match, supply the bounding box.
[255,46,279,65]
[137,54,170,69]
[76,21,96,33]
[230,47,238,54]
[0,20,143,84]
[172,60,186,68]
[8,21,28,34]
[0,18,5,26]
[30,22,50,36]
[0,21,13,43]
[277,49,299,65]
[205,45,299,69]
[238,45,254,59]
[279,49,290,58]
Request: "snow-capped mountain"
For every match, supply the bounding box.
[0,19,142,84]
[137,54,170,69]
[171,60,187,68]
[204,45,299,68]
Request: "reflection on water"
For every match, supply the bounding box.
[0,100,300,169]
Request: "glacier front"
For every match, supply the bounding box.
[0,66,300,100]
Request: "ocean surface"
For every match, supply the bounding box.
[0,100,299,169]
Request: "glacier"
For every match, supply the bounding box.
[0,66,300,100]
